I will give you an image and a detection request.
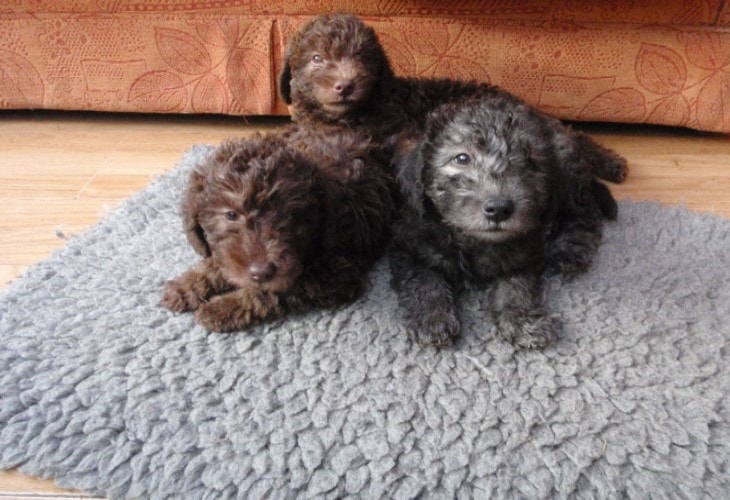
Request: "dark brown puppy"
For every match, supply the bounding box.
[279,13,627,183]
[161,126,395,332]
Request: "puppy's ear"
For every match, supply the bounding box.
[395,138,427,215]
[181,167,211,257]
[278,34,297,104]
[366,26,396,84]
[376,46,395,83]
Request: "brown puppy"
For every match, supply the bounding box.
[161,126,395,332]
[279,13,627,183]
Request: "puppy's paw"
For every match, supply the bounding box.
[195,295,246,332]
[545,238,599,278]
[497,311,554,349]
[544,252,592,279]
[195,291,281,333]
[161,279,204,312]
[605,155,629,184]
[407,311,460,347]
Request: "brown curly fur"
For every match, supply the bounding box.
[279,13,628,184]
[161,126,395,332]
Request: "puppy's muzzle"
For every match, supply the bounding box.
[331,59,359,99]
[333,79,355,97]
[483,199,515,223]
[248,262,277,283]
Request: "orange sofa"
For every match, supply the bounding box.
[2,1,729,133]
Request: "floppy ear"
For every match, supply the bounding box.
[278,34,297,104]
[395,139,427,216]
[371,29,396,83]
[181,167,211,257]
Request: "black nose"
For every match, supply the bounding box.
[333,79,354,96]
[483,199,515,223]
[248,262,276,282]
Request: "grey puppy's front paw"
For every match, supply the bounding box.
[407,309,460,347]
[496,311,554,349]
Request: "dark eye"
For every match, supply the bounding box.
[224,211,238,221]
[453,153,471,165]
[312,54,324,64]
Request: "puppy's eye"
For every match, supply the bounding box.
[224,211,239,221]
[453,153,471,165]
[311,54,324,64]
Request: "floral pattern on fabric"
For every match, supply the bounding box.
[1,1,728,132]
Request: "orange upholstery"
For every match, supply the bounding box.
[1,1,729,132]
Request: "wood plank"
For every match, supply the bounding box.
[0,470,98,498]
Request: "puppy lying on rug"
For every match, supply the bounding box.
[161,127,395,332]
[279,13,627,184]
[390,96,620,348]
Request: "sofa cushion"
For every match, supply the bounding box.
[1,1,728,132]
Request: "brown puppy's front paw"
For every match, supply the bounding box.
[194,291,281,333]
[161,279,204,312]
[195,296,244,332]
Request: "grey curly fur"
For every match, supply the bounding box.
[1,146,729,498]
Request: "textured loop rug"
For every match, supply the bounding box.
[1,146,729,498]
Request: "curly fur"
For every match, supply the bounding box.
[390,95,619,348]
[279,12,628,184]
[161,127,395,332]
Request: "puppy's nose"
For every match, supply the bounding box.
[248,262,276,282]
[333,79,354,96]
[483,199,515,223]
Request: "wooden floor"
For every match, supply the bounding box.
[0,110,728,497]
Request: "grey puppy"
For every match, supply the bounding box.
[390,94,621,348]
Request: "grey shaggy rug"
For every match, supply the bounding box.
[1,146,729,499]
